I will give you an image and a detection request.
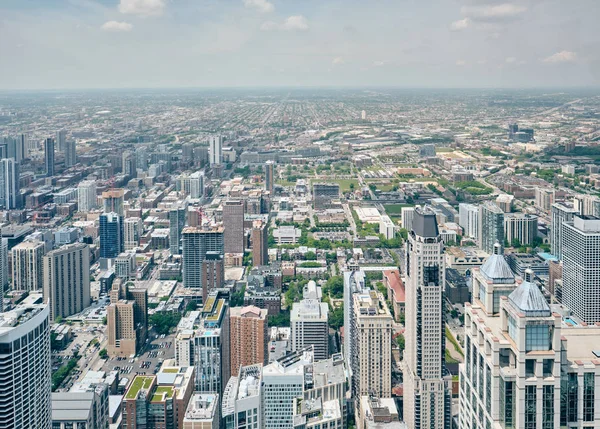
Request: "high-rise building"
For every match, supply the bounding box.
[574,194,600,218]
[0,237,7,310]
[123,217,143,251]
[56,129,67,152]
[458,203,479,239]
[379,215,396,240]
[222,364,263,429]
[0,294,51,429]
[265,160,274,193]
[313,183,340,209]
[122,150,136,178]
[201,251,224,302]
[504,213,538,246]
[291,297,329,361]
[534,187,555,212]
[223,199,245,254]
[43,243,91,321]
[183,393,220,429]
[562,215,600,323]
[0,158,20,209]
[175,291,230,393]
[77,180,97,212]
[478,202,504,254]
[102,188,125,216]
[209,135,223,166]
[51,385,109,429]
[551,201,579,259]
[229,306,268,377]
[45,137,55,177]
[99,212,123,259]
[251,219,268,267]
[403,207,452,429]
[401,206,416,232]
[182,226,224,289]
[189,171,205,199]
[64,140,76,168]
[169,204,187,255]
[106,280,148,357]
[12,240,45,292]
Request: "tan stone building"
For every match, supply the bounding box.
[229,306,268,377]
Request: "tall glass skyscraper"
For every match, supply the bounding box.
[99,212,123,259]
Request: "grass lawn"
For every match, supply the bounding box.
[333,179,359,192]
[445,326,464,357]
[384,204,414,216]
[436,147,454,153]
[276,180,297,187]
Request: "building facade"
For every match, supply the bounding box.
[551,202,579,260]
[12,240,45,292]
[182,227,224,289]
[478,202,504,255]
[223,199,245,255]
[229,306,268,377]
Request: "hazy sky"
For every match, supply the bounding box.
[1,0,599,89]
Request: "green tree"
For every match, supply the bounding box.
[186,301,198,312]
[395,333,405,354]
[323,276,344,299]
[149,312,182,335]
[329,305,344,330]
[99,349,108,359]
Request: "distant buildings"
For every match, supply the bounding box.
[478,202,504,254]
[123,217,143,251]
[0,158,20,210]
[504,213,538,246]
[251,219,269,267]
[182,226,224,290]
[99,212,123,259]
[551,201,579,259]
[102,188,125,216]
[77,180,97,212]
[209,135,223,166]
[223,199,245,255]
[229,305,268,377]
[379,215,395,240]
[12,240,45,292]
[169,204,187,255]
[45,137,55,177]
[458,203,479,239]
[401,206,415,232]
[64,140,76,168]
[265,160,275,193]
[313,183,340,209]
[201,251,224,302]
[106,280,148,357]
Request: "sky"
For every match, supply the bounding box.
[1,0,599,89]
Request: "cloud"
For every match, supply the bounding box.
[118,0,165,17]
[332,57,344,65]
[461,3,527,22]
[450,18,470,31]
[543,51,577,64]
[373,60,386,67]
[101,21,133,32]
[505,56,516,63]
[456,59,467,66]
[243,0,274,13]
[261,15,309,31]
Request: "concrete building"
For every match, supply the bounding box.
[43,243,91,321]
[478,202,504,255]
[45,137,55,177]
[0,158,20,209]
[535,188,555,212]
[182,226,224,289]
[106,281,148,357]
[357,395,404,429]
[504,213,538,246]
[229,306,268,379]
[209,135,223,166]
[401,206,415,232]
[115,252,136,279]
[551,201,579,259]
[265,160,275,193]
[77,180,97,212]
[458,203,479,239]
[0,294,51,429]
[12,240,45,292]
[223,199,245,255]
[201,252,224,302]
[562,215,600,323]
[403,208,452,429]
[379,215,396,240]
[0,237,6,306]
[222,364,263,429]
[183,393,220,429]
[64,139,77,168]
[99,212,123,259]
[251,219,269,267]
[51,385,109,429]
[169,203,187,255]
[56,129,66,152]
[313,183,340,209]
[291,297,329,362]
[102,188,125,216]
[123,217,143,251]
[273,225,302,244]
[54,227,78,245]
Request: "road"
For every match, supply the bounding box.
[343,203,357,235]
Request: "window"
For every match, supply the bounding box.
[525,385,537,429]
[584,373,595,422]
[542,385,554,429]
[525,324,551,352]
[507,315,517,342]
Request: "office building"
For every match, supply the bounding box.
[535,188,555,212]
[182,226,224,289]
[478,202,504,254]
[99,212,123,259]
[358,395,403,429]
[401,206,415,232]
[403,208,452,429]
[0,294,51,429]
[265,160,274,193]
[201,252,224,302]
[458,203,479,239]
[115,252,136,279]
[0,158,20,209]
[551,202,579,259]
[223,199,245,254]
[504,213,538,246]
[77,180,97,212]
[12,240,45,292]
[209,135,223,166]
[189,171,205,199]
[222,364,263,429]
[291,295,329,361]
[459,268,600,429]
[64,140,76,168]
[56,129,67,152]
[54,227,78,245]
[102,188,125,216]
[106,281,148,357]
[183,393,220,429]
[169,204,187,255]
[229,306,268,377]
[43,243,90,321]
[123,217,143,251]
[45,137,55,177]
[175,292,230,393]
[379,215,395,240]
[251,219,268,267]
[313,183,340,209]
[51,385,109,429]
[562,215,600,323]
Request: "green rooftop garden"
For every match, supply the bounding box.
[125,376,154,400]
[152,386,174,402]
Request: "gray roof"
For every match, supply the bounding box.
[480,255,515,284]
[508,280,551,317]
[52,392,94,422]
[412,208,439,238]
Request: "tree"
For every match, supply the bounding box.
[186,301,198,312]
[329,305,344,330]
[99,349,108,359]
[395,333,405,354]
[349,182,355,191]
[269,311,290,327]
[230,285,246,307]
[323,276,344,299]
[150,312,182,335]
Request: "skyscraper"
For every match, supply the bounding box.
[0,158,20,209]
[0,294,52,429]
[45,137,55,177]
[201,251,224,302]
[102,188,125,216]
[251,219,268,267]
[478,202,504,254]
[0,237,7,311]
[458,203,479,239]
[12,240,45,292]
[265,160,274,193]
[77,180,97,212]
[291,297,329,361]
[229,306,268,377]
[209,135,223,166]
[123,217,143,251]
[64,140,76,167]
[169,203,187,255]
[504,213,538,246]
[122,150,136,178]
[223,199,244,254]
[182,227,224,289]
[403,207,452,429]
[43,243,91,321]
[107,281,148,357]
[56,129,67,152]
[551,201,579,259]
[99,212,123,259]
[562,215,600,323]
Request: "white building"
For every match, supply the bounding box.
[534,188,555,212]
[222,365,262,429]
[183,393,220,429]
[123,217,143,251]
[551,201,579,259]
[401,207,415,231]
[458,203,479,239]
[403,208,452,429]
[291,299,329,361]
[504,213,538,246]
[0,158,20,209]
[209,135,223,166]
[77,180,97,212]
[379,215,396,240]
[273,226,302,244]
[12,240,45,292]
[115,252,136,279]
[189,171,205,199]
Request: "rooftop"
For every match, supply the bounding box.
[125,376,154,400]
[185,393,219,422]
[152,386,174,402]
[52,392,95,422]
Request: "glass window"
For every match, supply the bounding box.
[508,315,517,342]
[584,373,595,422]
[525,324,551,352]
[525,385,537,429]
[542,385,554,429]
